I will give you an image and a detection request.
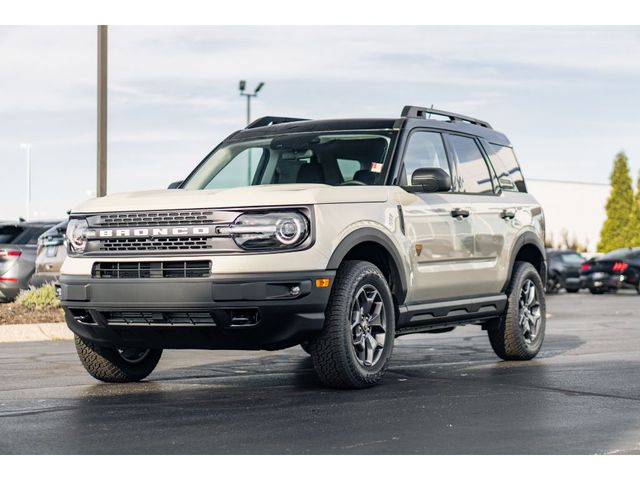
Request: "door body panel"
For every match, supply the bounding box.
[401,192,477,301]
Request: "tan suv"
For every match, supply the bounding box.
[59,106,547,389]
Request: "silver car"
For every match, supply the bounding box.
[0,221,61,301]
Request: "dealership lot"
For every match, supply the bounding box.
[1,291,639,454]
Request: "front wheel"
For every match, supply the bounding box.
[488,261,546,360]
[308,261,395,389]
[74,334,162,383]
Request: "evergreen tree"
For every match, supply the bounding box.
[598,152,634,252]
[624,175,640,246]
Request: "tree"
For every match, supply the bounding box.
[598,152,634,252]
[624,175,640,246]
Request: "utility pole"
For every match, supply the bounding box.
[97,25,108,197]
[20,143,31,221]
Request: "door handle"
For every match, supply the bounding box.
[451,208,470,218]
[500,209,516,219]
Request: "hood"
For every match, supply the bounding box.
[72,184,389,214]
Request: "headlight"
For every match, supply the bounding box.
[222,211,310,251]
[66,218,89,254]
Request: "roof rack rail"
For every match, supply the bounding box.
[401,105,492,129]
[245,116,309,129]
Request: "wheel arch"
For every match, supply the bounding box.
[326,228,408,305]
[503,232,547,292]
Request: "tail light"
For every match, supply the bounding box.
[0,249,21,258]
[580,262,590,272]
[612,261,628,272]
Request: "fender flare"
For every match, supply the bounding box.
[326,227,409,304]
[503,231,547,291]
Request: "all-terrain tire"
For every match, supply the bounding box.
[488,261,546,360]
[299,342,312,355]
[308,261,395,389]
[74,334,162,383]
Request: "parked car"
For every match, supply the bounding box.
[30,221,68,287]
[545,249,586,293]
[59,105,547,389]
[580,247,640,294]
[0,221,61,301]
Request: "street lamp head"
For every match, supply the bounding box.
[239,80,246,92]
[254,82,265,94]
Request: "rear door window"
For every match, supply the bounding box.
[337,158,362,182]
[447,135,495,194]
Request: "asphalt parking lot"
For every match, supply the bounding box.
[1,291,639,454]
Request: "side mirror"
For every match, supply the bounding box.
[168,180,183,190]
[498,177,515,191]
[410,168,451,193]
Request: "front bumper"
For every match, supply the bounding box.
[59,270,335,350]
[563,276,582,290]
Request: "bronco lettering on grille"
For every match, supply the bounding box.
[87,226,214,239]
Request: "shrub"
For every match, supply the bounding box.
[15,283,60,310]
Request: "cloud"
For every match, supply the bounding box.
[1,26,640,221]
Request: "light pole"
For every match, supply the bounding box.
[239,80,265,125]
[20,143,31,221]
[239,81,265,183]
[97,25,108,197]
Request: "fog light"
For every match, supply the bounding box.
[315,278,330,288]
[290,286,301,296]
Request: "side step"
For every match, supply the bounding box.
[396,294,506,336]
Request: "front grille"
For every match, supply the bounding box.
[104,311,217,326]
[93,261,211,279]
[98,237,210,252]
[95,210,218,227]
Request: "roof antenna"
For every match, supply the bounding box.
[428,104,433,119]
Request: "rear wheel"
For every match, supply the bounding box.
[308,261,395,389]
[565,287,580,293]
[74,334,162,383]
[589,288,605,295]
[488,261,546,360]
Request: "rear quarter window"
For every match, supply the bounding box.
[487,143,527,192]
[0,226,24,243]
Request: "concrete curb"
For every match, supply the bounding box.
[0,323,73,343]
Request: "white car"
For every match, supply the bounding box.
[59,106,547,389]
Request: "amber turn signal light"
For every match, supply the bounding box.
[315,278,330,288]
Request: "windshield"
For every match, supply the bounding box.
[182,131,395,190]
[560,252,585,264]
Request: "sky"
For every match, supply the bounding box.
[1,26,639,221]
